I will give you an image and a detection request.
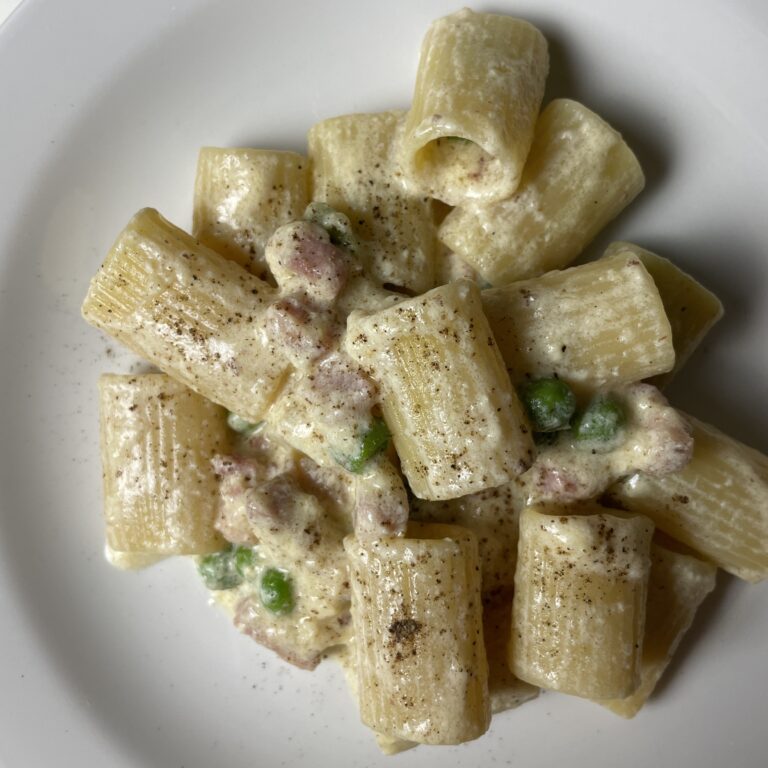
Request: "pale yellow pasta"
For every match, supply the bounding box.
[433,244,480,286]
[603,241,724,387]
[344,523,490,745]
[440,99,645,284]
[105,548,166,570]
[411,482,526,594]
[482,252,675,393]
[482,594,540,714]
[373,734,417,756]
[601,542,717,718]
[401,8,547,206]
[193,148,309,279]
[345,280,534,500]
[337,651,418,755]
[309,110,437,293]
[99,373,229,555]
[608,415,768,583]
[509,503,654,699]
[263,367,365,470]
[82,208,288,421]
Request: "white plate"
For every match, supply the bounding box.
[1,1,767,766]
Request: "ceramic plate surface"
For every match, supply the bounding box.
[1,1,767,766]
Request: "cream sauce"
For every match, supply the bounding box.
[522,383,693,504]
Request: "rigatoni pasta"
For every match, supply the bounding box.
[193,147,310,279]
[411,482,526,594]
[440,98,645,284]
[400,8,548,205]
[603,241,724,387]
[345,280,534,500]
[509,503,654,699]
[601,542,717,717]
[481,252,675,393]
[309,110,437,293]
[344,523,490,744]
[608,415,768,583]
[99,373,230,555]
[82,208,288,421]
[482,594,540,714]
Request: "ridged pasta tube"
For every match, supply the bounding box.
[337,651,418,755]
[344,522,490,745]
[400,8,548,205]
[82,208,288,421]
[345,280,535,500]
[601,542,717,717]
[309,110,437,294]
[608,415,768,583]
[603,241,723,387]
[482,252,675,393]
[482,594,539,714]
[509,503,654,699]
[440,99,645,285]
[98,373,230,555]
[193,147,309,279]
[411,482,526,594]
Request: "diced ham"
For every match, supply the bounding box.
[310,352,378,426]
[216,469,328,550]
[213,451,299,545]
[264,295,339,366]
[265,221,350,303]
[296,456,356,533]
[234,597,322,670]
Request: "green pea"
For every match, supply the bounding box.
[226,411,262,437]
[234,546,257,578]
[260,568,295,615]
[344,417,391,473]
[520,377,576,432]
[572,395,626,443]
[304,202,358,251]
[198,550,242,590]
[327,225,353,249]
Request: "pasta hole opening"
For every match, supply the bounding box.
[415,136,503,201]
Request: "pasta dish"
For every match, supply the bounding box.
[81,8,768,753]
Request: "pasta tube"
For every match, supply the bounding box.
[105,549,166,570]
[401,8,548,205]
[344,523,490,745]
[482,252,675,393]
[509,503,654,699]
[337,651,418,755]
[608,415,768,583]
[309,110,437,294]
[440,99,645,285]
[373,733,417,756]
[601,542,717,717]
[82,208,288,421]
[345,280,535,500]
[99,373,229,555]
[434,244,480,286]
[193,147,309,279]
[603,241,724,387]
[483,594,539,714]
[411,482,526,594]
